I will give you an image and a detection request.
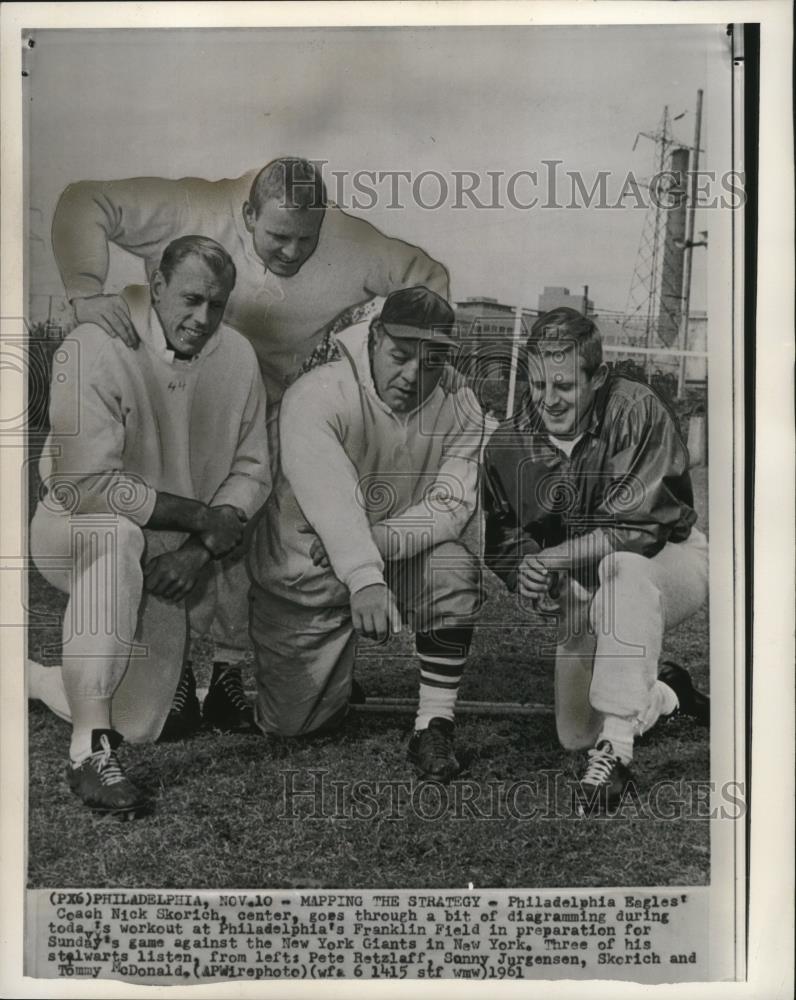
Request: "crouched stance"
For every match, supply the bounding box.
[484,307,709,813]
[249,287,484,780]
[29,237,270,815]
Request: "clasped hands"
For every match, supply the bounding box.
[145,504,247,601]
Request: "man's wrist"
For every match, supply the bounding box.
[179,535,212,565]
[347,565,386,595]
[191,501,212,533]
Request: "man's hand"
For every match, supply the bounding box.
[296,524,331,570]
[517,552,567,604]
[144,544,210,601]
[309,536,330,570]
[351,583,402,642]
[199,505,247,559]
[72,294,139,348]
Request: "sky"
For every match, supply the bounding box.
[26,24,729,315]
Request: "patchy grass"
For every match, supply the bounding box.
[27,470,710,889]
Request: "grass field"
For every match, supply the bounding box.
[27,469,709,890]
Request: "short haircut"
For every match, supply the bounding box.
[248,157,327,214]
[528,307,603,378]
[157,235,237,291]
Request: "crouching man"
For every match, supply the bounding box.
[248,287,484,780]
[29,236,270,815]
[483,307,709,813]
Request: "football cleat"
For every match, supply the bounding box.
[158,665,201,742]
[349,678,367,705]
[658,660,710,726]
[202,663,256,733]
[407,717,460,783]
[67,729,149,818]
[573,740,636,817]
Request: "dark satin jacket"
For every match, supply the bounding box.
[482,374,697,590]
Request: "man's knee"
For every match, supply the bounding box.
[592,551,662,627]
[109,518,146,585]
[597,550,652,587]
[73,514,145,572]
[422,541,479,588]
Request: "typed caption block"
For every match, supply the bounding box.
[26,887,709,984]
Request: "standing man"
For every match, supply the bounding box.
[51,157,449,407]
[248,287,484,781]
[483,307,709,813]
[29,236,270,815]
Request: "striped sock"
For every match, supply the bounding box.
[415,626,473,731]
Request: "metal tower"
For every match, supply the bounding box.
[622,107,691,367]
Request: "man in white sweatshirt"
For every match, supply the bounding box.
[29,236,270,816]
[249,286,484,781]
[51,158,449,408]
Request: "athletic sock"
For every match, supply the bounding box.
[415,626,473,731]
[656,678,680,716]
[635,679,680,737]
[70,698,113,764]
[596,714,636,765]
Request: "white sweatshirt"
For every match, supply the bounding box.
[52,173,449,403]
[250,322,483,606]
[41,285,271,524]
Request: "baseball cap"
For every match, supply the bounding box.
[379,286,458,346]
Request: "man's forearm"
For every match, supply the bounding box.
[144,491,210,534]
[542,530,615,572]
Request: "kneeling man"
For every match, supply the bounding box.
[483,307,709,813]
[30,236,269,814]
[249,287,484,780]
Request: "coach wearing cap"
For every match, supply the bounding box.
[248,286,484,780]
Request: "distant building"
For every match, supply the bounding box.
[454,296,538,349]
[538,285,594,314]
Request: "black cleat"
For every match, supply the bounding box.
[407,717,459,783]
[659,660,710,726]
[68,729,149,818]
[202,663,256,733]
[158,666,201,742]
[573,740,636,817]
[350,679,367,705]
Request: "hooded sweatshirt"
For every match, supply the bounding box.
[250,322,483,607]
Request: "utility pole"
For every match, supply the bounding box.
[505,303,525,419]
[582,285,589,315]
[677,88,704,398]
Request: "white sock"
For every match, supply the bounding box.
[635,680,680,737]
[657,679,680,715]
[597,715,636,764]
[70,698,113,764]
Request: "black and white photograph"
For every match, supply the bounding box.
[0,1,792,994]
